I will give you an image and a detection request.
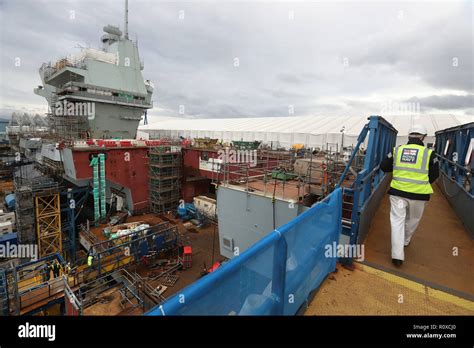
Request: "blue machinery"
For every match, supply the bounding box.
[177,202,207,227]
[147,116,398,316]
[435,122,474,237]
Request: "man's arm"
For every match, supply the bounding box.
[428,151,439,183]
[380,153,394,172]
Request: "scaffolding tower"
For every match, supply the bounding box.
[14,184,35,244]
[35,189,62,257]
[149,146,182,214]
[13,166,61,254]
[48,89,89,142]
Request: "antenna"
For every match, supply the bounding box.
[124,0,129,40]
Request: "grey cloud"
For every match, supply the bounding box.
[1,0,472,121]
[406,94,474,111]
[348,2,473,92]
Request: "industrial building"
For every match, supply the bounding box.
[0,0,472,322]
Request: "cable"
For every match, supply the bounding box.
[441,172,463,198]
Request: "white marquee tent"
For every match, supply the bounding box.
[139,114,473,149]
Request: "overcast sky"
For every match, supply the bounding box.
[0,0,472,121]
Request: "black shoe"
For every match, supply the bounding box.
[392,259,403,267]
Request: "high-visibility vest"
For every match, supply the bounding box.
[87,255,93,266]
[390,144,433,194]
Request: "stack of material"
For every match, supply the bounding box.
[0,211,15,236]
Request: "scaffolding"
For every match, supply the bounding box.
[0,268,8,316]
[220,146,363,204]
[35,192,62,257]
[47,85,89,142]
[14,184,35,244]
[149,146,182,214]
[13,166,61,249]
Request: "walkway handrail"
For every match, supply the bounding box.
[337,116,398,246]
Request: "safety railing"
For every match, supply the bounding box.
[17,276,66,311]
[435,122,473,195]
[337,116,398,246]
[435,122,473,236]
[147,188,342,316]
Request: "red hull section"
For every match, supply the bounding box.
[71,147,150,212]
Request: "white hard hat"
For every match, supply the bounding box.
[409,124,427,135]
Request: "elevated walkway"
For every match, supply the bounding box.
[306,179,473,315]
[364,183,474,297]
[306,263,474,315]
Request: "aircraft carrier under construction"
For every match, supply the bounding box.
[0,1,472,318]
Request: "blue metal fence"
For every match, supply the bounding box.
[147,188,342,316]
[435,122,474,195]
[435,122,474,236]
[337,116,398,245]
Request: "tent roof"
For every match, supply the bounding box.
[140,114,473,137]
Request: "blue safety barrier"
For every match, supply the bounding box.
[147,188,342,316]
[435,122,474,236]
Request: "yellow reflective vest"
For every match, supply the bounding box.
[390,144,433,195]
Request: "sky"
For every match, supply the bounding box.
[0,0,473,122]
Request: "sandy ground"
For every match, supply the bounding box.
[306,263,474,315]
[363,184,474,296]
[83,286,141,315]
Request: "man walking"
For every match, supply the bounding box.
[381,124,439,267]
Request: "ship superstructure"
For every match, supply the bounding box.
[34,1,153,140]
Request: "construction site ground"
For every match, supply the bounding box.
[306,183,474,315]
[86,214,221,315]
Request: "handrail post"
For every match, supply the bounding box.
[271,234,287,315]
